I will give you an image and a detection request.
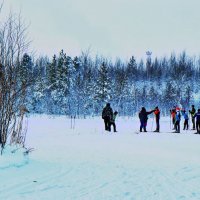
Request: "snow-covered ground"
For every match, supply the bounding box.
[1,115,200,200]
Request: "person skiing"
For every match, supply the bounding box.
[102,103,113,131]
[189,105,196,130]
[139,107,154,132]
[181,109,189,130]
[174,110,181,133]
[110,111,118,132]
[193,109,200,134]
[170,107,176,130]
[153,106,160,132]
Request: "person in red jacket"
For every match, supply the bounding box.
[154,106,160,132]
[170,107,176,130]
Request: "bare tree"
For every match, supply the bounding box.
[0,9,31,154]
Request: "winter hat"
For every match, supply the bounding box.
[141,107,146,112]
[106,103,110,107]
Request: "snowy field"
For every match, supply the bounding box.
[1,115,200,200]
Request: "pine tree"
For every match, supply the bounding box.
[163,81,178,113]
[72,56,83,116]
[55,50,67,109]
[140,85,148,107]
[127,56,137,81]
[94,62,112,112]
[47,55,57,91]
[181,85,193,109]
[31,57,48,113]
[19,53,33,84]
[148,85,159,108]
[113,68,129,114]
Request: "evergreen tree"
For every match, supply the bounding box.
[47,55,57,91]
[148,85,159,108]
[140,85,148,107]
[21,51,200,116]
[113,68,129,114]
[94,62,112,112]
[181,85,193,109]
[163,82,178,113]
[19,53,33,84]
[27,56,48,113]
[127,56,137,81]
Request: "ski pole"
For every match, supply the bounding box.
[170,111,171,129]
[186,120,188,134]
[73,115,76,129]
[189,115,191,130]
[151,115,154,132]
[70,116,72,129]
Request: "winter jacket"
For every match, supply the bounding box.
[110,113,117,123]
[102,105,113,120]
[194,112,200,121]
[175,112,181,122]
[182,112,189,120]
[154,109,160,120]
[139,108,154,123]
[170,109,176,119]
[189,108,196,117]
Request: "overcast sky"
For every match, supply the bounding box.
[2,0,200,60]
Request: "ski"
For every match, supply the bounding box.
[134,131,187,134]
[134,131,141,134]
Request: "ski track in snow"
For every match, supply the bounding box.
[0,115,200,200]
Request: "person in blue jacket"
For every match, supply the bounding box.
[174,110,181,133]
[193,109,200,134]
[181,109,189,130]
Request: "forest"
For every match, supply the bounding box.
[20,50,200,116]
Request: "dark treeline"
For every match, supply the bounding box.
[21,50,200,116]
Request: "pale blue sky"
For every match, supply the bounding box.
[2,0,200,60]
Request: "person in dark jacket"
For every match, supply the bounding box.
[193,109,200,134]
[110,111,118,132]
[154,106,160,132]
[102,103,113,131]
[189,105,196,130]
[139,107,154,132]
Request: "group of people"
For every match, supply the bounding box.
[102,103,200,134]
[138,106,160,132]
[102,103,118,132]
[170,105,200,134]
